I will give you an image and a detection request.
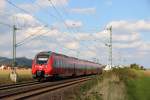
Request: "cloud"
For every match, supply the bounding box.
[75,33,93,41]
[104,20,150,50]
[0,9,150,67]
[19,3,39,13]
[19,0,69,13]
[108,20,150,32]
[0,0,6,10]
[18,0,69,13]
[113,41,142,49]
[138,42,150,52]
[64,20,83,28]
[104,20,150,66]
[70,7,96,14]
[36,0,69,7]
[65,41,79,50]
[11,13,41,27]
[82,51,96,58]
[112,32,140,42]
[2,0,150,67]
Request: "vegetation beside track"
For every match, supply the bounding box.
[74,75,102,100]
[0,69,32,84]
[0,68,150,100]
[73,68,150,100]
[125,70,150,100]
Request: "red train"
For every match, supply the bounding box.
[32,51,102,81]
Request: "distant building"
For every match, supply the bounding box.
[0,65,6,70]
[103,65,112,71]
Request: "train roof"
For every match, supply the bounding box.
[37,51,102,65]
[37,51,52,55]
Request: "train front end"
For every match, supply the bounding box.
[32,52,53,81]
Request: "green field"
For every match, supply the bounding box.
[126,70,150,100]
[0,69,33,84]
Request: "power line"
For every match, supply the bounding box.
[5,0,56,47]
[0,22,12,27]
[16,26,47,46]
[1,0,80,59]
[48,0,100,54]
[30,0,57,18]
[16,29,50,47]
[6,0,48,27]
[6,0,75,48]
[58,0,81,33]
[6,0,29,14]
[5,0,107,61]
[16,28,77,53]
[48,0,74,33]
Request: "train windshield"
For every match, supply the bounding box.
[36,55,49,65]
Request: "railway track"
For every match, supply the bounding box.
[0,76,91,100]
[0,81,39,91]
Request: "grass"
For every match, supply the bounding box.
[0,69,32,84]
[74,68,150,100]
[74,72,127,100]
[126,77,150,100]
[74,75,103,100]
[125,71,150,100]
[97,70,127,100]
[112,68,150,100]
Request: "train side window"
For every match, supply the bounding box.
[64,61,66,68]
[66,62,68,68]
[62,61,63,68]
[54,60,56,67]
[53,58,57,67]
[66,61,68,68]
[56,60,59,67]
[58,60,60,67]
[67,63,69,68]
[60,60,63,68]
[63,61,65,68]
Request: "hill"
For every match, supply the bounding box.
[0,57,32,68]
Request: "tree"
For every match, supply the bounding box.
[130,63,140,70]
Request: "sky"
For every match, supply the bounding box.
[0,0,150,68]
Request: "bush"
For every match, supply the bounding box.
[112,68,140,82]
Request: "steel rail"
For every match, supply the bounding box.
[0,81,39,91]
[0,77,91,99]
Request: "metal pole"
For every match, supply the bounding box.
[12,25,17,67]
[107,26,112,68]
[10,25,18,83]
[110,26,112,68]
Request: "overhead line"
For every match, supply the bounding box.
[6,0,48,27]
[48,0,74,33]
[0,22,12,27]
[5,0,72,48]
[30,0,57,18]
[5,0,56,47]
[48,0,101,55]
[5,0,105,59]
[16,26,47,46]
[16,29,77,53]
